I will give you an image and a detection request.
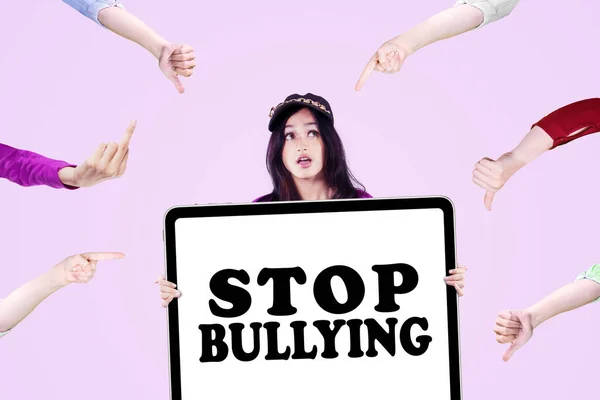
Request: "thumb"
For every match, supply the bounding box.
[484,191,495,211]
[168,73,184,94]
[502,342,520,362]
[159,45,185,94]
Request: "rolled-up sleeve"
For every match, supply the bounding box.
[454,0,519,28]
[62,0,125,26]
[575,264,600,302]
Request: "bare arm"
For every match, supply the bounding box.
[0,252,123,334]
[97,7,168,59]
[473,98,600,211]
[391,5,484,58]
[495,265,600,361]
[0,268,67,332]
[62,1,196,93]
[356,1,519,90]
[527,279,600,329]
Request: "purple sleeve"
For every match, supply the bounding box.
[0,143,78,189]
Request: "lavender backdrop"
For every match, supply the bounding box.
[1,0,599,398]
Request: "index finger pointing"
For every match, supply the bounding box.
[355,58,377,91]
[82,252,125,261]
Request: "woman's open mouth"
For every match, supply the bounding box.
[297,156,312,168]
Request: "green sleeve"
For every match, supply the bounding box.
[575,264,600,302]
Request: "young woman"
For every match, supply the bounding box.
[0,252,124,337]
[494,264,600,361]
[0,120,136,189]
[62,0,196,93]
[156,93,468,305]
[356,0,519,91]
[472,98,600,210]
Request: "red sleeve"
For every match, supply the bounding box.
[532,98,600,149]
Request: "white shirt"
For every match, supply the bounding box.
[455,0,520,27]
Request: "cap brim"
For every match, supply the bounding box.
[268,103,333,132]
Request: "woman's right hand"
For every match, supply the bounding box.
[155,275,181,307]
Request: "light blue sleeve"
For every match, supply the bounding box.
[62,0,125,26]
[454,0,519,28]
[575,264,600,302]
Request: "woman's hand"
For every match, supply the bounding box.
[155,276,181,307]
[444,264,467,296]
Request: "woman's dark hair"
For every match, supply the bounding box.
[258,106,366,202]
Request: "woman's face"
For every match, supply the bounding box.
[281,108,325,180]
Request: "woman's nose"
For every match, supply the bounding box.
[296,139,308,151]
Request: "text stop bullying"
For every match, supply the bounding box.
[198,263,435,362]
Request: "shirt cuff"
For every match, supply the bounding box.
[575,264,600,303]
[454,0,519,28]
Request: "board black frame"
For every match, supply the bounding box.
[163,196,461,400]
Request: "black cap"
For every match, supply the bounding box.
[268,93,334,132]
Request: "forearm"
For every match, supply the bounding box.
[0,268,67,332]
[98,7,168,59]
[0,143,77,189]
[510,126,554,166]
[507,98,600,170]
[526,279,600,330]
[390,5,484,56]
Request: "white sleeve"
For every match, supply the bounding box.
[0,299,11,338]
[454,0,519,28]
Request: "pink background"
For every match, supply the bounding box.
[1,0,600,398]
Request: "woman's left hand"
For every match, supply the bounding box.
[444,264,467,296]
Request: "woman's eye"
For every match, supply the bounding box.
[308,131,319,137]
[284,133,293,140]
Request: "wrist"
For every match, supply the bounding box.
[390,35,416,57]
[47,266,69,290]
[58,167,78,187]
[148,35,170,59]
[523,306,543,330]
[511,126,553,165]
